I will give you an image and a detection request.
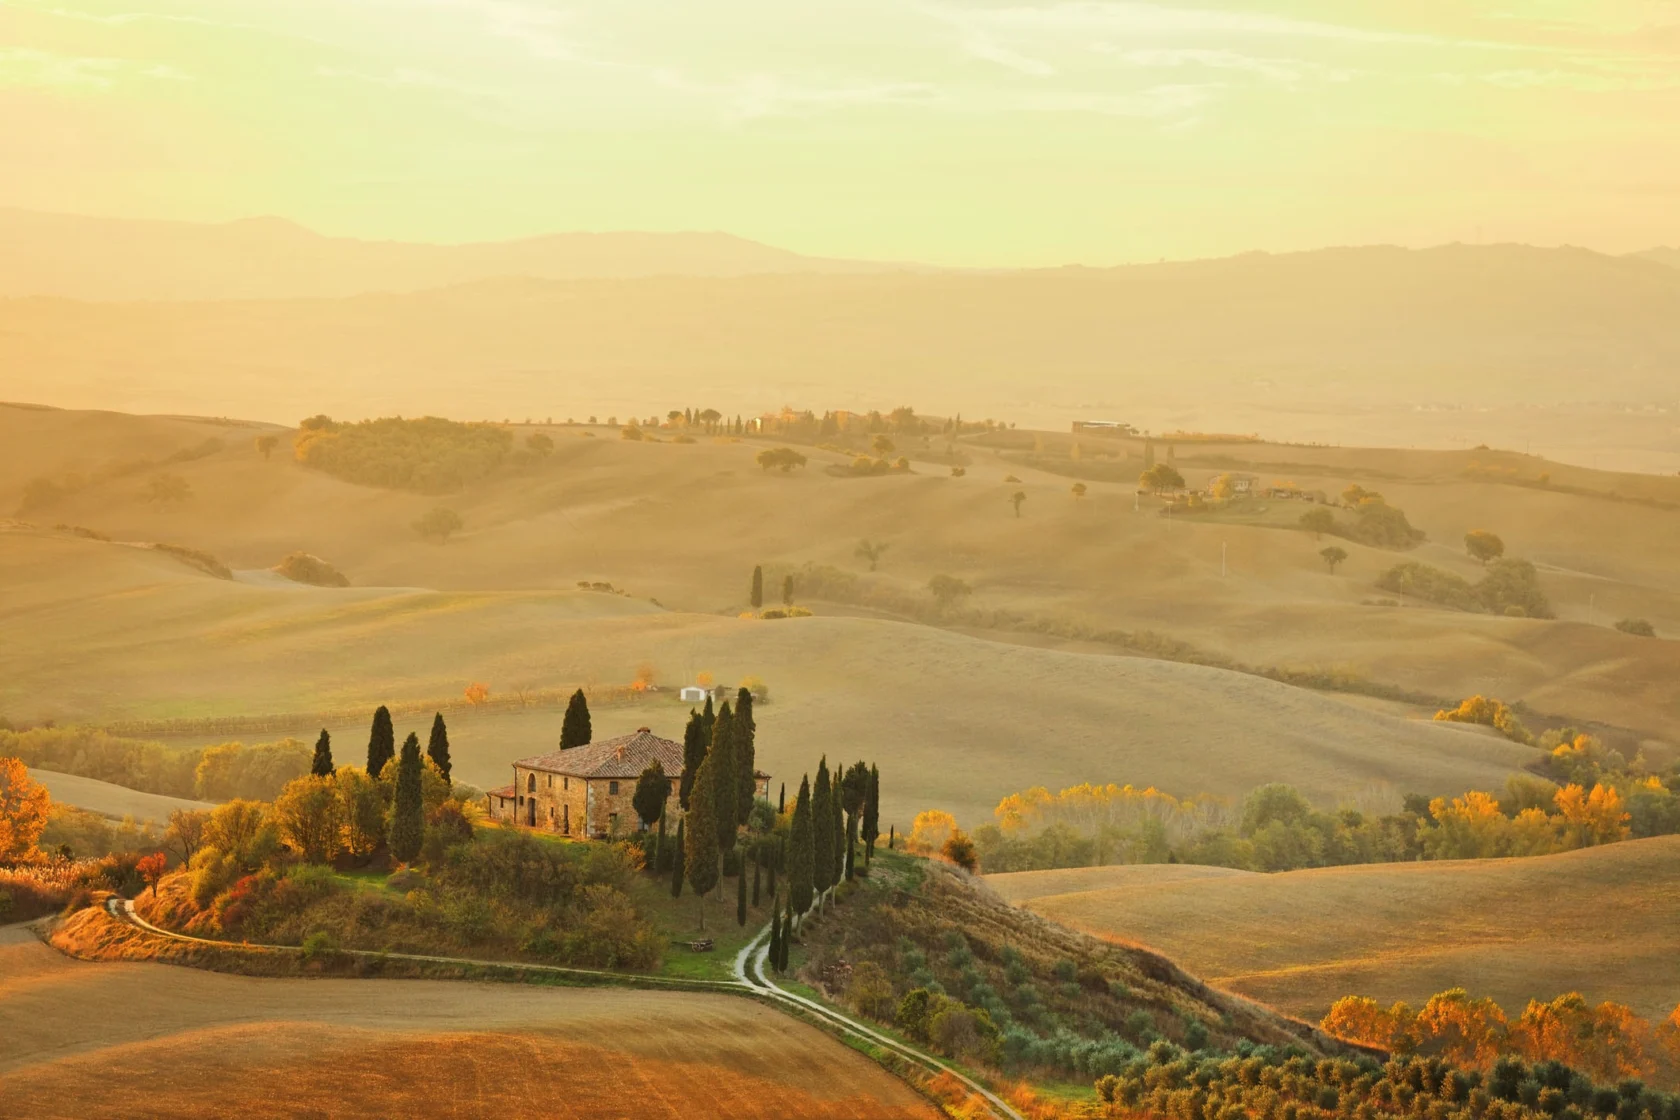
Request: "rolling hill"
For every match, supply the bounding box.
[4,243,1679,427]
[0,208,924,301]
[0,926,936,1120]
[986,836,1680,1021]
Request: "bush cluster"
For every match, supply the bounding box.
[293,416,515,493]
[1378,559,1553,618]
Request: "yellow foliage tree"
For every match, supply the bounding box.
[1322,996,1416,1054]
[1413,988,1510,1066]
[1553,783,1630,848]
[907,809,958,855]
[0,756,52,860]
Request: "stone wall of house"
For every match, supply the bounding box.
[512,766,588,837]
[584,779,683,839]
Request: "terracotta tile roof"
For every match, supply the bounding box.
[514,727,687,780]
[487,785,516,798]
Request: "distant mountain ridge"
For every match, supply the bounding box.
[1633,247,1680,270]
[0,208,935,301]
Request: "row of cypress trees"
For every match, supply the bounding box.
[304,704,456,866]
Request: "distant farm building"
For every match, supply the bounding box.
[679,686,708,703]
[486,726,770,840]
[1071,420,1138,437]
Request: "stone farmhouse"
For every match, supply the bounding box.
[486,727,770,840]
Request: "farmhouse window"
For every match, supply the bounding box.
[609,780,620,795]
[527,774,535,793]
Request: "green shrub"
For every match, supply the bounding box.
[294,416,513,493]
[274,552,350,587]
[1614,618,1656,637]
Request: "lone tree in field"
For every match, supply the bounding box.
[782,574,794,607]
[1300,508,1337,539]
[872,434,896,458]
[310,729,334,777]
[710,704,738,856]
[413,506,463,543]
[633,761,671,830]
[679,708,707,810]
[366,705,395,779]
[1321,546,1349,574]
[863,764,880,863]
[1010,490,1027,518]
[1071,482,1088,501]
[1465,530,1505,565]
[789,775,814,917]
[389,732,425,864]
[254,434,279,460]
[560,688,592,750]
[684,755,721,927]
[734,688,757,823]
[855,539,889,571]
[426,712,451,783]
[812,758,834,902]
[136,851,168,897]
[943,829,978,873]
[750,565,764,610]
[927,574,972,612]
[1140,463,1186,493]
[755,447,808,473]
[841,761,870,881]
[0,758,50,861]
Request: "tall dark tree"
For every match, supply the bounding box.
[710,703,737,855]
[702,694,715,738]
[830,780,845,890]
[841,761,869,881]
[778,782,786,814]
[736,861,747,926]
[863,764,881,863]
[560,688,592,750]
[751,849,761,906]
[655,812,667,871]
[310,729,334,777]
[684,753,720,926]
[750,565,764,609]
[426,712,451,784]
[766,839,778,897]
[768,902,781,970]
[811,759,833,899]
[782,573,794,607]
[388,732,424,863]
[789,775,814,917]
[366,705,395,778]
[779,900,793,969]
[679,709,707,810]
[633,761,671,830]
[734,688,757,822]
[670,818,686,897]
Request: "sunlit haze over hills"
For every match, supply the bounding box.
[3,0,1679,265]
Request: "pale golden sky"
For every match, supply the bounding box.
[3,0,1678,265]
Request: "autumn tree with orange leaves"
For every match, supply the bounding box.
[0,757,51,860]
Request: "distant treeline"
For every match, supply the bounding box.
[2,726,308,802]
[1379,559,1553,618]
[292,415,517,493]
[969,734,1680,874]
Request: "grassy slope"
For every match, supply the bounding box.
[27,768,212,822]
[0,926,936,1119]
[986,836,1680,1021]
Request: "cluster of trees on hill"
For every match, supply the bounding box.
[1092,1040,1680,1120]
[1324,988,1680,1086]
[292,415,524,493]
[1,726,310,801]
[967,755,1680,873]
[1379,557,1554,618]
[1299,485,1426,550]
[638,687,881,948]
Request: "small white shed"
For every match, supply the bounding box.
[679,686,708,703]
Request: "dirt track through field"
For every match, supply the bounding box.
[0,925,937,1119]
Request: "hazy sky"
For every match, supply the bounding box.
[3,0,1678,264]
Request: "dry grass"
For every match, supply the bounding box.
[987,835,1680,1021]
[1,921,937,1119]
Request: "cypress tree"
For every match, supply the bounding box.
[789,775,814,916]
[734,688,756,822]
[426,712,451,783]
[766,840,777,896]
[778,782,786,814]
[702,694,715,737]
[684,754,720,927]
[751,849,761,906]
[767,904,779,970]
[736,862,747,926]
[655,812,667,872]
[670,818,686,897]
[863,764,880,862]
[780,901,793,969]
[560,688,592,750]
[841,761,868,881]
[366,705,395,778]
[310,729,334,777]
[679,708,706,810]
[389,732,424,863]
[710,703,737,855]
[782,573,794,606]
[811,759,833,899]
[831,781,845,891]
[750,565,763,609]
[888,824,895,850]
